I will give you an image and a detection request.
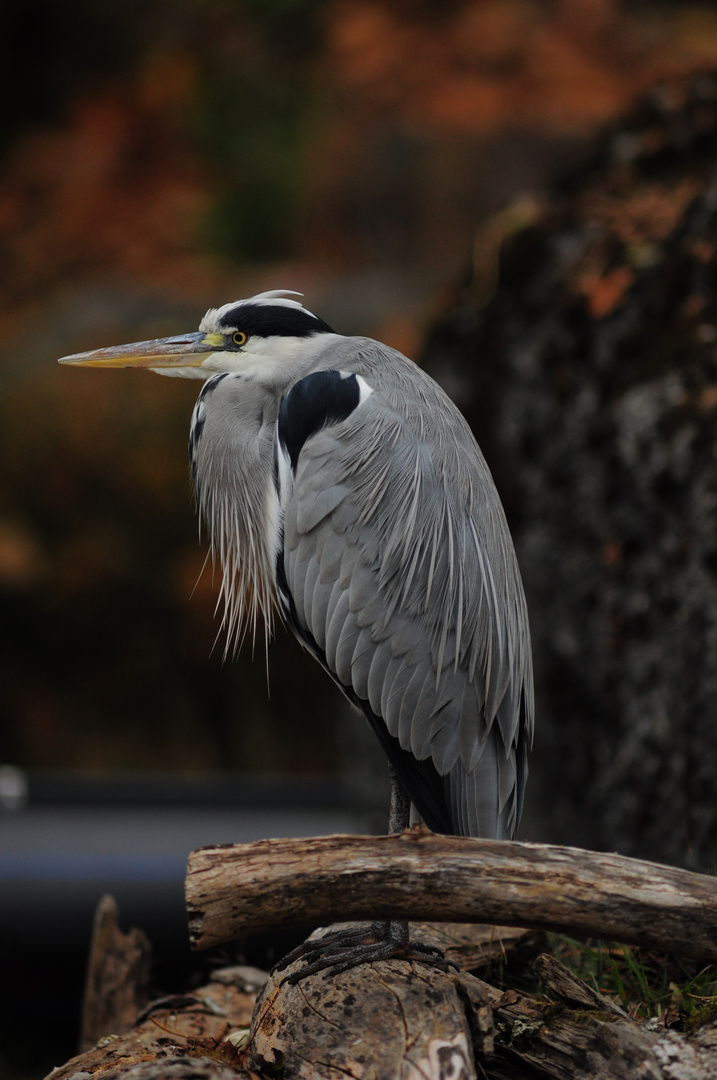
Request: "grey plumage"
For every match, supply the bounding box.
[59,292,534,842]
[189,325,533,840]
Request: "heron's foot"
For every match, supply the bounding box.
[272,921,458,984]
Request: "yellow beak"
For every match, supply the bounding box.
[58,332,223,370]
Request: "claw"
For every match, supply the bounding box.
[272,924,374,976]
[272,921,459,984]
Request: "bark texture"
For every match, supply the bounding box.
[80,894,153,1052]
[48,963,267,1080]
[421,69,717,867]
[250,926,492,1080]
[50,919,717,1080]
[185,829,717,963]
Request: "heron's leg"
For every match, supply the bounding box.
[388,761,411,834]
[375,762,411,948]
[273,761,455,983]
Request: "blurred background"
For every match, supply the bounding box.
[3,0,717,1076]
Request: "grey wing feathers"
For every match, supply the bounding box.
[281,343,533,839]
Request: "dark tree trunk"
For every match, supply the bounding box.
[422,69,717,868]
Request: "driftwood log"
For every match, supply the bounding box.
[47,898,717,1080]
[185,826,717,963]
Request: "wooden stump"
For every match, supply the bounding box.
[250,925,493,1080]
[80,894,153,1051]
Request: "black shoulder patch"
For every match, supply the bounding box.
[217,303,334,338]
[278,370,361,473]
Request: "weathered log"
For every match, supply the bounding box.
[248,926,717,1080]
[45,910,717,1080]
[408,921,548,972]
[48,940,717,1080]
[186,827,717,963]
[471,961,717,1080]
[47,963,267,1080]
[249,924,494,1080]
[80,894,153,1051]
[533,952,631,1019]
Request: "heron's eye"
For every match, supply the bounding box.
[232,331,248,347]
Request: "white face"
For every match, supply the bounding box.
[184,331,331,384]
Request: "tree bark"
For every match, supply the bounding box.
[249,933,717,1079]
[185,827,717,963]
[80,894,153,1051]
[250,926,493,1080]
[48,960,267,1080]
[421,68,717,868]
[44,898,717,1080]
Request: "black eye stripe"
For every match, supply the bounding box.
[217,304,333,337]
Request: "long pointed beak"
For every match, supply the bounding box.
[58,332,222,370]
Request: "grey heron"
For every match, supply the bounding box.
[59,290,534,975]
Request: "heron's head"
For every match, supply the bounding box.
[58,291,335,382]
